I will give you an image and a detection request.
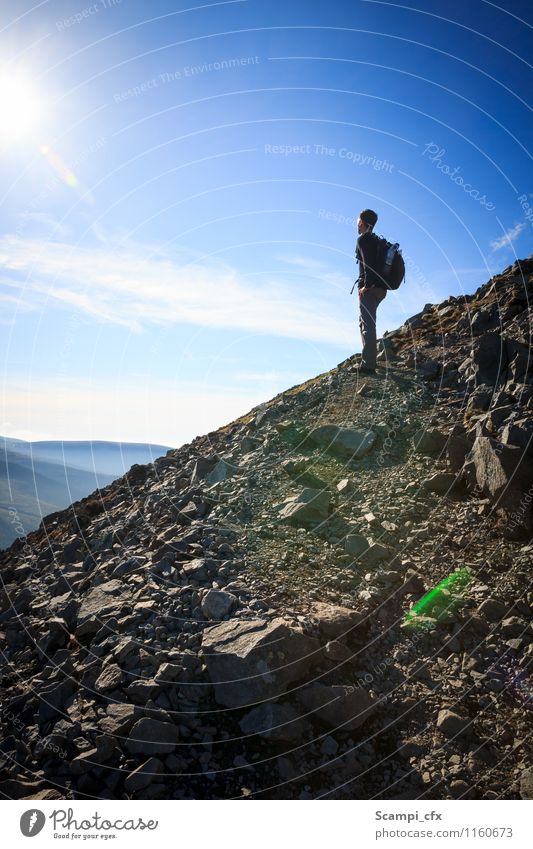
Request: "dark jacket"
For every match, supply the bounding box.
[356,231,386,290]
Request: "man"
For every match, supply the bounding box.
[354,208,387,375]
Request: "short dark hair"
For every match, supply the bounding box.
[360,208,378,227]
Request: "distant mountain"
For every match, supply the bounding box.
[0,438,171,548]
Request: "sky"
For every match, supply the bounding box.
[0,0,532,446]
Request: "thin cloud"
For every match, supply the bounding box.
[490,222,525,251]
[0,235,353,346]
[1,375,269,446]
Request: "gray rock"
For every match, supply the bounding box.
[462,436,533,534]
[308,602,363,641]
[413,428,447,455]
[520,767,533,799]
[239,702,310,742]
[297,683,375,731]
[99,705,138,735]
[182,558,209,581]
[422,472,460,494]
[344,533,369,557]
[436,709,470,738]
[76,580,132,637]
[275,488,330,528]
[477,598,508,622]
[202,617,320,707]
[307,425,376,460]
[201,589,236,620]
[94,664,123,692]
[126,719,180,755]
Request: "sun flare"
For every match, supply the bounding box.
[0,71,43,145]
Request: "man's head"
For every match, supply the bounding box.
[357,208,378,235]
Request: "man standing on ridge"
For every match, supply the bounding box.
[354,208,387,375]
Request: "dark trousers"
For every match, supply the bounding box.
[359,286,386,369]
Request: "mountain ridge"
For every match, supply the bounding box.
[0,251,532,801]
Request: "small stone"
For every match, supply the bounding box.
[126,719,180,755]
[436,709,470,738]
[477,598,508,621]
[320,736,339,757]
[201,589,236,620]
[520,767,533,799]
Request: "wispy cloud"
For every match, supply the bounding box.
[490,222,526,251]
[0,235,354,346]
[1,375,269,446]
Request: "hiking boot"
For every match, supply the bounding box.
[353,364,376,375]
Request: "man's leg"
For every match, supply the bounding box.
[359,287,386,369]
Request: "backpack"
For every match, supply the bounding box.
[373,234,405,290]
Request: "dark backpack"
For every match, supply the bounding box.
[374,234,405,290]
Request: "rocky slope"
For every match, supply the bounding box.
[1,254,532,801]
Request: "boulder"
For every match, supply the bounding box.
[520,767,533,800]
[462,436,533,534]
[422,472,463,495]
[99,704,138,735]
[190,456,218,482]
[308,602,363,642]
[76,580,132,638]
[477,598,509,622]
[413,428,447,455]
[275,488,330,528]
[126,719,180,755]
[436,709,470,738]
[94,664,123,692]
[307,425,376,460]
[501,418,533,458]
[446,425,474,473]
[297,683,375,731]
[202,618,320,707]
[201,589,236,620]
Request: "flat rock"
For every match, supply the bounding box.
[307,425,376,460]
[477,598,508,622]
[76,580,132,637]
[436,709,470,738]
[413,428,447,455]
[308,602,363,641]
[201,589,236,620]
[275,488,330,528]
[297,683,375,731]
[202,617,320,707]
[126,719,180,755]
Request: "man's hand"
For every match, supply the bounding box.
[359,286,367,298]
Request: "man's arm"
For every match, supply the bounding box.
[356,234,367,289]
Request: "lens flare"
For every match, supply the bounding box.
[0,71,42,144]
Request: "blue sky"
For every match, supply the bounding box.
[0,0,532,445]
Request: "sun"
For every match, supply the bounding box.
[0,71,43,145]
